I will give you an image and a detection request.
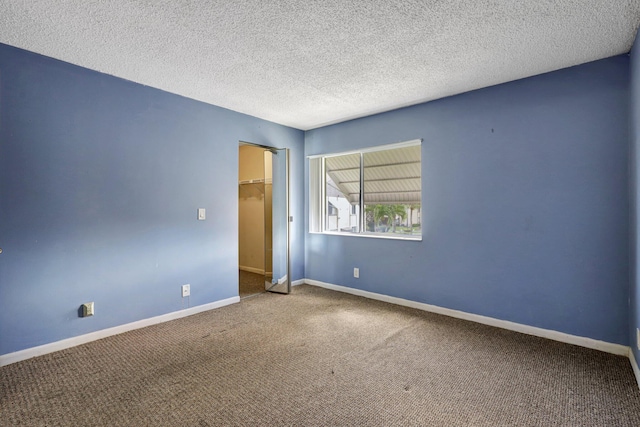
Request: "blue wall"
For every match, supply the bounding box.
[631,33,640,364]
[0,44,305,355]
[1,40,634,357]
[305,56,630,345]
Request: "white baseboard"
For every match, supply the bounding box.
[304,279,629,357]
[239,265,265,275]
[292,279,305,286]
[630,350,640,390]
[0,296,240,367]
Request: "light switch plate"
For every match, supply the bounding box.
[197,208,206,220]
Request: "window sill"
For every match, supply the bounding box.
[309,231,422,241]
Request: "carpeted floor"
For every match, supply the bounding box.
[238,270,266,299]
[2,285,640,426]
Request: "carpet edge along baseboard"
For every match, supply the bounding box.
[1,278,635,387]
[304,279,630,356]
[0,296,240,367]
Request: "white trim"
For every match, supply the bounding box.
[318,230,422,241]
[292,279,305,286]
[239,265,265,275]
[304,279,629,356]
[630,350,640,391]
[307,138,422,159]
[309,156,322,233]
[0,296,239,367]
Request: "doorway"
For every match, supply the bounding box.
[238,143,290,298]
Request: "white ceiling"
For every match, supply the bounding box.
[1,1,639,130]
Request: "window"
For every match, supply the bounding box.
[309,139,422,240]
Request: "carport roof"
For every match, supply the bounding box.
[325,144,421,205]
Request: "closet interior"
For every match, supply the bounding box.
[238,144,272,298]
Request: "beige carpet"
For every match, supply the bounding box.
[2,285,639,426]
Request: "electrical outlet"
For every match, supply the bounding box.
[354,268,359,278]
[637,328,640,351]
[82,302,94,317]
[182,284,190,297]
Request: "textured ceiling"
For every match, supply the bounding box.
[1,1,640,130]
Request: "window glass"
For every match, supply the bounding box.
[310,140,421,240]
[325,153,360,233]
[363,145,421,236]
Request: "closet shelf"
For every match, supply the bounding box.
[239,178,272,185]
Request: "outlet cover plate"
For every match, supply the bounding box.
[354,268,359,278]
[82,302,94,317]
[182,284,190,297]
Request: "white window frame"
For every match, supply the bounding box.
[309,139,422,241]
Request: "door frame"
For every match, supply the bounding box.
[238,141,290,295]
